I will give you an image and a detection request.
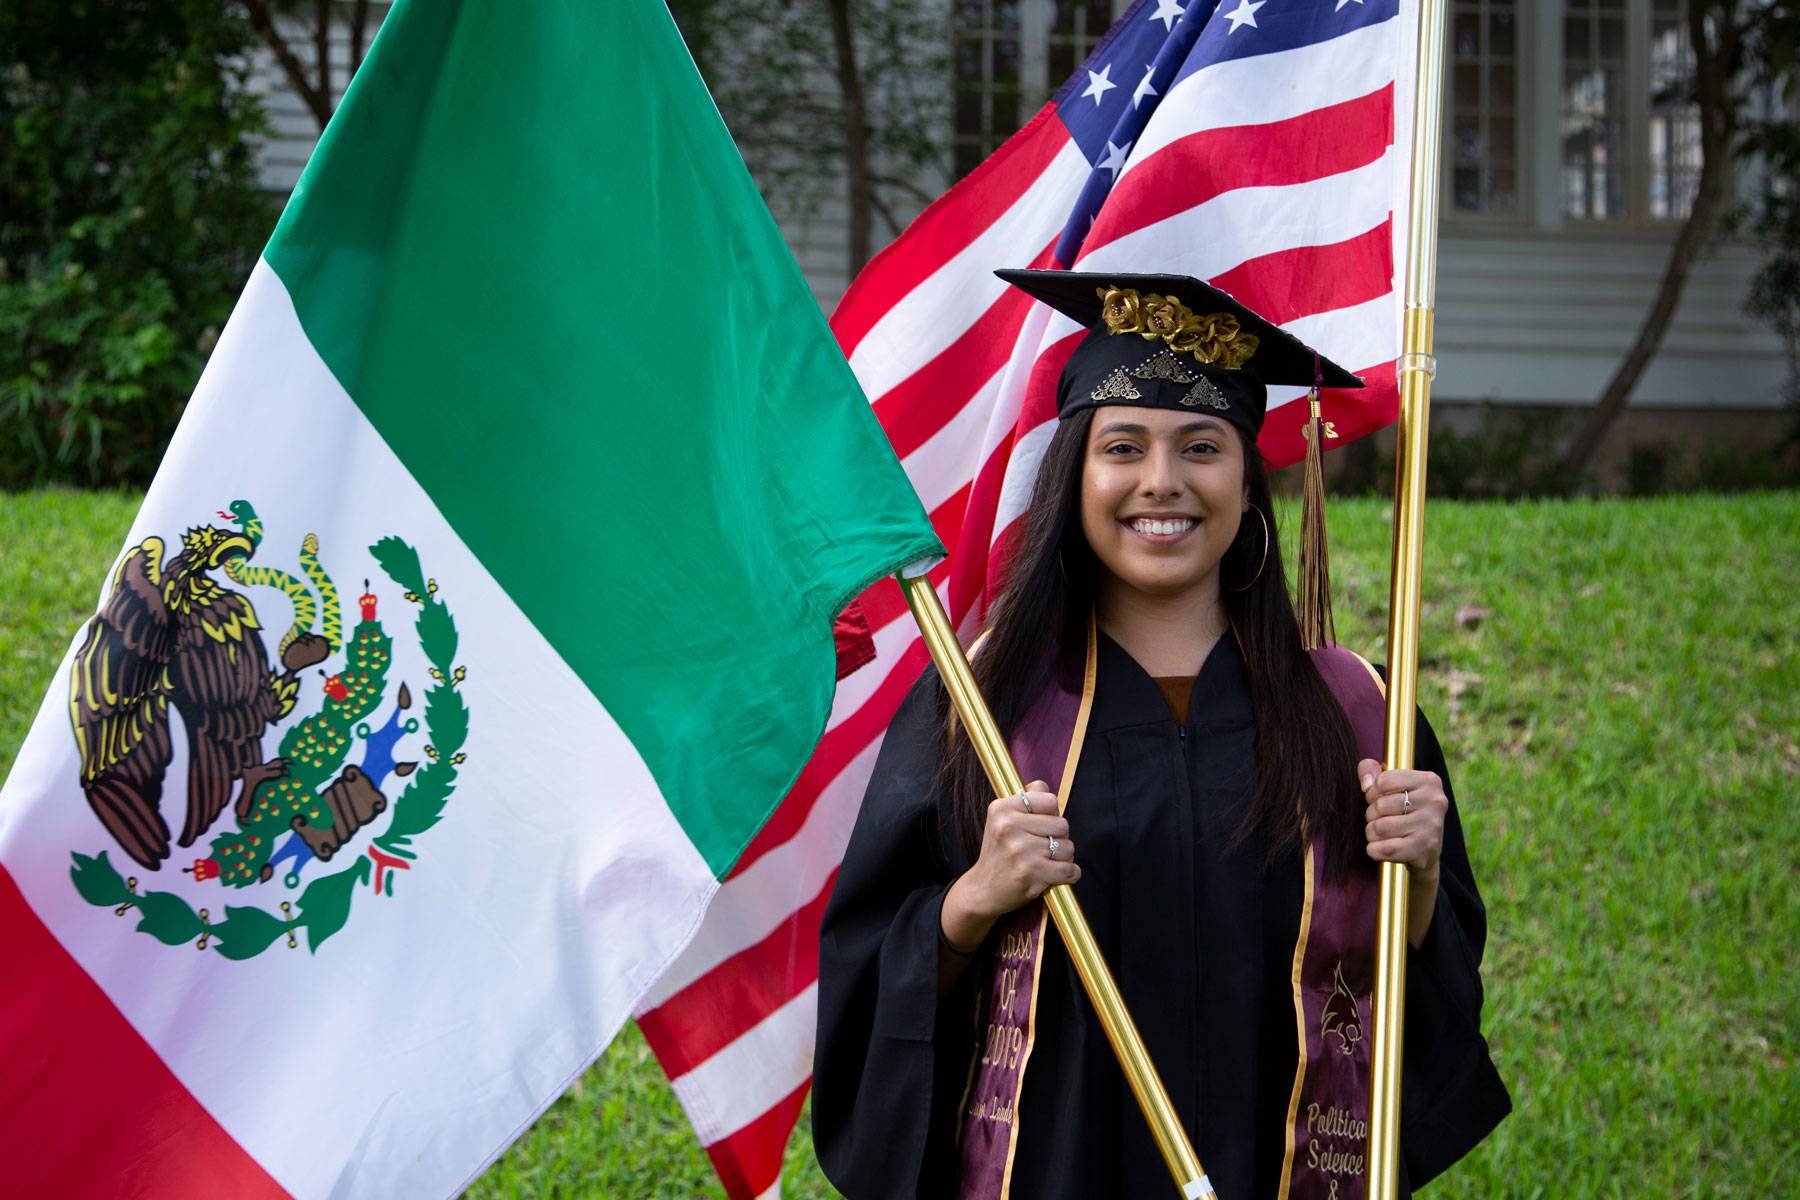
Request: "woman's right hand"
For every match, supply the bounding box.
[940,780,1080,953]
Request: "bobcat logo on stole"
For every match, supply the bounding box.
[63,501,471,959]
[1320,961,1365,1056]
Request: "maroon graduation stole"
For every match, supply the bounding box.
[1277,646,1388,1200]
[955,620,1098,1200]
[955,636,1388,1200]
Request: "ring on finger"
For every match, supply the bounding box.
[1047,835,1061,861]
[1021,792,1033,814]
[1401,790,1413,814]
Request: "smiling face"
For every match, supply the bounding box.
[1078,405,1248,606]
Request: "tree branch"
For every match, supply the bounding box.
[1560,0,1747,480]
[870,171,937,208]
[350,0,372,76]
[315,0,333,119]
[243,0,332,128]
[827,0,872,276]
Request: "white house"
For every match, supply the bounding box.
[252,0,1792,485]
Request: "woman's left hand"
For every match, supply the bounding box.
[1358,759,1446,880]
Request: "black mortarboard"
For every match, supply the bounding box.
[995,269,1364,440]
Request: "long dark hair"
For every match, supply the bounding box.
[944,409,1364,878]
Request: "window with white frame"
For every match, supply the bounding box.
[953,0,1025,179]
[1647,0,1701,218]
[1449,0,1523,215]
[1562,0,1629,218]
[1046,0,1115,85]
[952,0,1124,180]
[1563,0,1701,221]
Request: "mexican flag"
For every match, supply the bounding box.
[0,1,939,1196]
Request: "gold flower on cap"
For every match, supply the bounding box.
[1096,285,1259,370]
[1099,286,1142,331]
[1142,295,1184,340]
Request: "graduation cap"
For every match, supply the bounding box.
[997,268,1357,650]
[995,268,1363,443]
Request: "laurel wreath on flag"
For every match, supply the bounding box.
[67,537,469,959]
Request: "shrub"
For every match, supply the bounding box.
[0,2,275,488]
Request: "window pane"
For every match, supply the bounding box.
[1489,167,1518,212]
[1491,64,1515,107]
[1455,63,1481,109]
[1490,116,1516,164]
[1563,1,1628,219]
[1648,0,1700,218]
[1455,166,1482,211]
[951,1,1030,182]
[1455,115,1482,164]
[1454,12,1480,56]
[1447,0,1521,215]
[1565,16,1590,61]
[1487,9,1516,56]
[1598,16,1625,59]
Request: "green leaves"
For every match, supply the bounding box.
[375,539,467,855]
[0,2,277,487]
[418,601,459,667]
[212,904,294,961]
[297,848,371,953]
[69,850,129,906]
[370,536,425,597]
[132,890,204,946]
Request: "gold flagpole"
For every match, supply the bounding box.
[899,570,1216,1200]
[1369,0,1450,1189]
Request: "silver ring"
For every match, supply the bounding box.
[1401,790,1413,813]
[1021,792,1033,814]
[1047,836,1061,861]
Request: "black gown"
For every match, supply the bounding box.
[814,633,1510,1199]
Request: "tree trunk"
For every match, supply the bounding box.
[1558,0,1742,480]
[1557,154,1728,477]
[315,0,333,126]
[350,0,372,76]
[244,0,333,128]
[827,0,873,276]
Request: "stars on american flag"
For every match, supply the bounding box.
[1098,138,1133,179]
[1335,0,1366,10]
[1223,0,1266,33]
[1081,63,1118,105]
[1132,62,1159,108]
[1148,0,1186,31]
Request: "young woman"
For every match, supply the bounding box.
[813,271,1509,1200]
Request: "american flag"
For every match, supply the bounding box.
[634,0,1416,1193]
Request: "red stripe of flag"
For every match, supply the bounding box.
[1210,221,1394,327]
[1259,360,1400,468]
[832,108,1068,359]
[867,237,1057,461]
[0,866,288,1199]
[727,638,929,879]
[639,872,838,1078]
[701,1078,813,1200]
[1084,84,1395,255]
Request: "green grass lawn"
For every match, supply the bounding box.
[3,488,1796,1197]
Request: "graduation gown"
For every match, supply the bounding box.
[814,633,1510,1199]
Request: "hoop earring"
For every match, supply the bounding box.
[1228,504,1269,593]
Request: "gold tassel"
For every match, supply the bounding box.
[1297,386,1336,651]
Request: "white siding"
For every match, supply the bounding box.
[1436,227,1787,411]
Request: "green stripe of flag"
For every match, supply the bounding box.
[263,0,938,875]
